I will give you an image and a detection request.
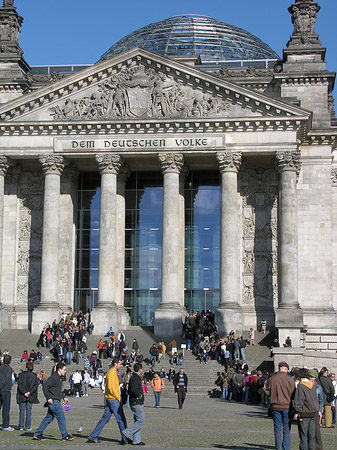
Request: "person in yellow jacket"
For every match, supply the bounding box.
[87,357,127,444]
[151,372,165,408]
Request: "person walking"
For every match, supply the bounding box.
[173,368,188,409]
[16,361,40,431]
[0,354,14,431]
[264,361,295,450]
[149,344,159,368]
[151,372,165,408]
[122,363,146,446]
[87,357,127,444]
[33,362,74,441]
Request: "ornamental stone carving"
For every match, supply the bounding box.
[287,0,321,47]
[39,155,65,175]
[159,153,184,174]
[331,168,337,185]
[96,153,121,175]
[49,63,231,120]
[0,1,24,58]
[240,168,278,307]
[0,155,12,176]
[275,151,301,175]
[216,151,242,173]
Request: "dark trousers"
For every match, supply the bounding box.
[0,391,11,428]
[177,387,186,408]
[314,412,323,450]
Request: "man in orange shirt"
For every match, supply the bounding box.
[151,372,165,408]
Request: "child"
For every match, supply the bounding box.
[141,377,149,394]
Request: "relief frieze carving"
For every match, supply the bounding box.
[17,172,43,307]
[240,168,278,307]
[49,63,238,120]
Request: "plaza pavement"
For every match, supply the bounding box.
[0,386,336,450]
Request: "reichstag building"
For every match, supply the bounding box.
[0,1,336,350]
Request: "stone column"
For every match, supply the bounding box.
[0,157,12,332]
[179,165,189,312]
[115,164,130,328]
[154,153,184,337]
[215,150,243,336]
[90,154,121,335]
[32,155,64,334]
[275,150,303,347]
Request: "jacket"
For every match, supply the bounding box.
[173,372,188,392]
[151,377,165,392]
[42,371,64,401]
[129,372,144,406]
[265,371,295,410]
[16,370,40,404]
[105,368,121,401]
[317,375,335,405]
[294,379,318,418]
[0,363,13,392]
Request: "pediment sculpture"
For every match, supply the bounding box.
[49,63,233,120]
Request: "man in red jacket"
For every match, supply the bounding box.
[265,361,295,450]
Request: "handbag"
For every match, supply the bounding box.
[64,401,71,411]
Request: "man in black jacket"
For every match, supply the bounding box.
[173,368,188,409]
[0,354,14,431]
[33,362,74,441]
[317,366,335,428]
[122,363,145,446]
[17,361,40,431]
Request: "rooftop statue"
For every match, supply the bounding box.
[3,0,14,7]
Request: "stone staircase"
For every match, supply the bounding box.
[0,327,274,398]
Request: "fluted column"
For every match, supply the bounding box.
[116,164,130,327]
[275,150,303,347]
[32,155,64,334]
[91,154,121,334]
[179,165,189,310]
[215,150,243,336]
[0,157,12,332]
[154,153,184,337]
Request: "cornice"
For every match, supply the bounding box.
[0,116,308,137]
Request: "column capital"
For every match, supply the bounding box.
[39,155,65,175]
[216,151,242,173]
[96,154,121,175]
[275,150,301,175]
[159,152,183,174]
[0,156,13,176]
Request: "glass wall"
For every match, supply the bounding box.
[75,173,101,311]
[185,171,220,312]
[124,172,163,325]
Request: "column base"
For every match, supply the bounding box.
[154,304,183,339]
[90,305,120,336]
[117,306,131,329]
[0,304,8,333]
[31,306,60,335]
[276,306,303,348]
[215,305,243,337]
[12,306,29,329]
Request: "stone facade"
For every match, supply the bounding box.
[0,1,336,345]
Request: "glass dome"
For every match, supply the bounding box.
[99,15,280,63]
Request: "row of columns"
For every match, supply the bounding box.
[0,150,303,337]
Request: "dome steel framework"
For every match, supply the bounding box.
[99,14,280,63]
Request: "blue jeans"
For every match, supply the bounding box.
[240,348,246,361]
[271,408,291,450]
[66,352,72,365]
[187,339,191,350]
[34,400,68,438]
[89,399,126,440]
[222,387,228,399]
[154,391,162,407]
[0,391,11,428]
[123,405,145,445]
[150,355,156,367]
[19,402,33,429]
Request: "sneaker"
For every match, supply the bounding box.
[87,437,101,444]
[19,428,24,431]
[2,426,15,431]
[62,434,75,441]
[121,432,132,445]
[25,428,33,431]
[33,434,46,441]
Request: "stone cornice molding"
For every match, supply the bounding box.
[95,153,121,175]
[159,152,184,174]
[0,155,13,176]
[275,150,301,175]
[39,155,65,175]
[216,151,242,174]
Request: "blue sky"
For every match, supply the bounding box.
[14,0,337,74]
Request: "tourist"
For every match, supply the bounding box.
[173,368,188,409]
[0,354,15,431]
[151,372,165,408]
[248,327,255,346]
[33,362,74,441]
[317,366,335,428]
[264,361,295,450]
[149,344,159,368]
[308,369,324,450]
[87,357,127,444]
[261,317,267,334]
[16,361,40,431]
[122,363,146,446]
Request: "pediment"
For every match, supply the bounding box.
[0,47,310,124]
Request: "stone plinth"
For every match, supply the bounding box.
[215,305,243,337]
[154,305,183,339]
[275,307,303,348]
[31,306,60,335]
[90,306,120,336]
